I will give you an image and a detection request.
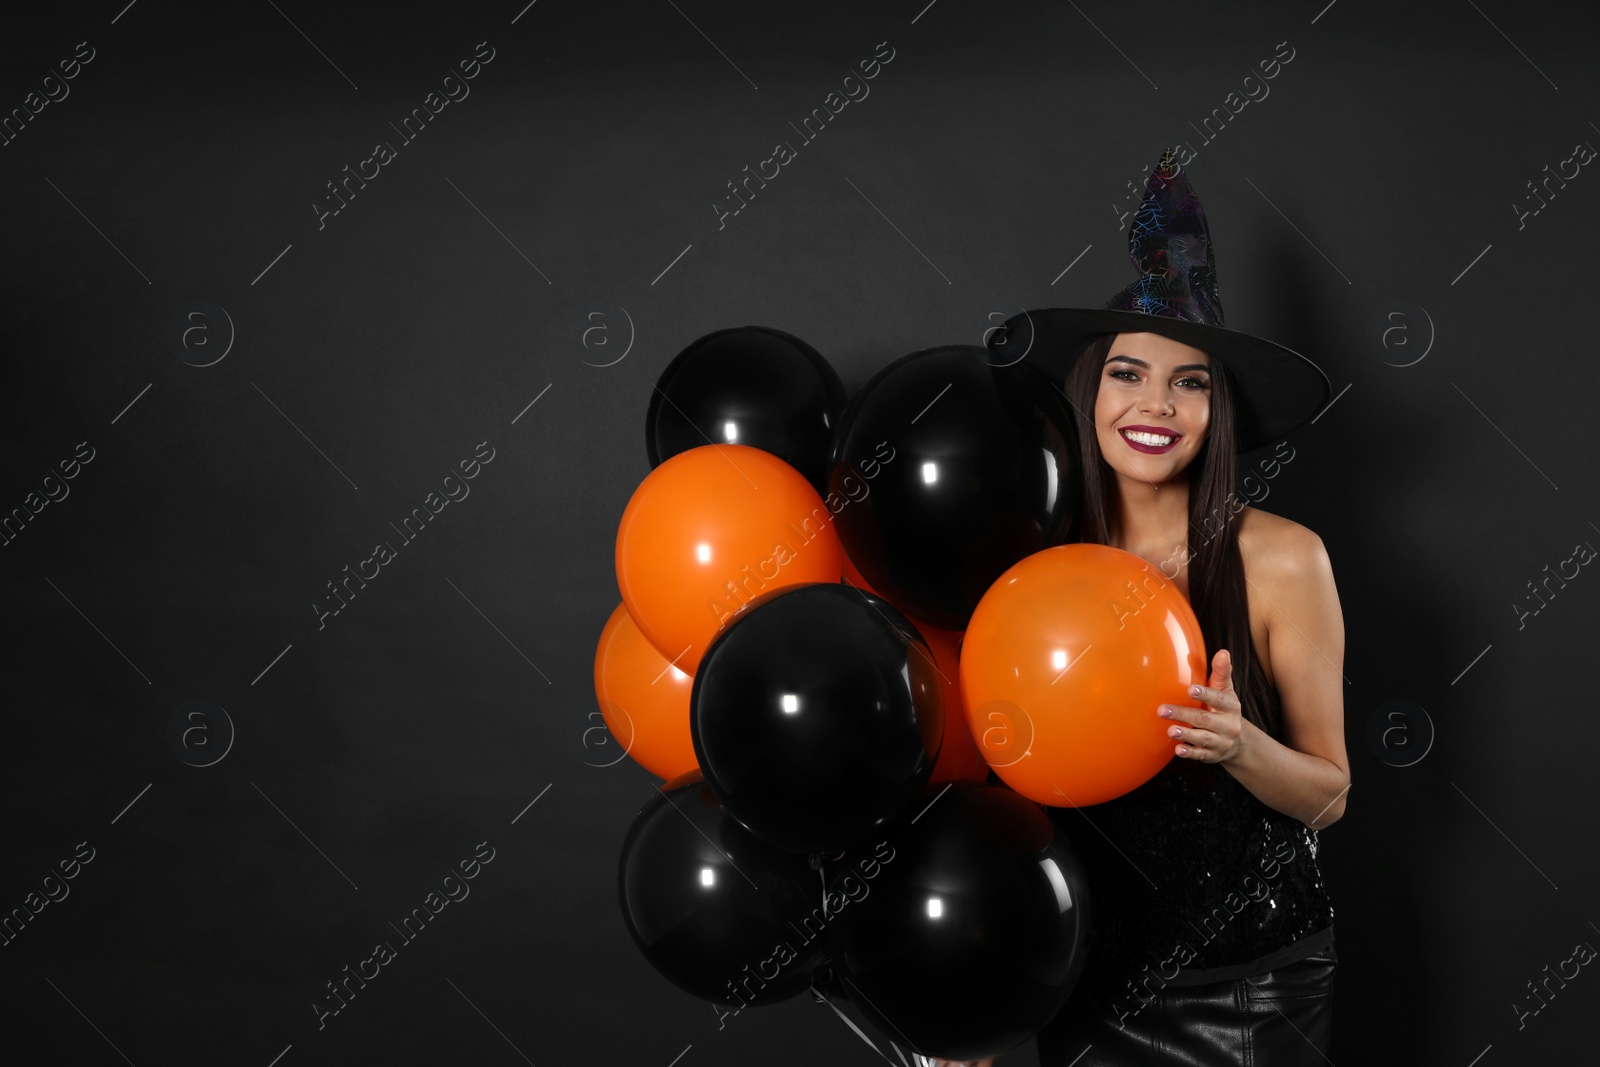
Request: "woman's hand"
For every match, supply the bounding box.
[1158,648,1247,764]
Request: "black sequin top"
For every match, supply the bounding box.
[1046,685,1335,990]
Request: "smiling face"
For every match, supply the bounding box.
[1092,331,1212,483]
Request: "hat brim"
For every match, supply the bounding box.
[989,308,1332,454]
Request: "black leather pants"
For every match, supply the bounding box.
[1034,944,1337,1066]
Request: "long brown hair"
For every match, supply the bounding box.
[1057,334,1281,739]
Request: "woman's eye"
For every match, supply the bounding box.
[1109,369,1208,389]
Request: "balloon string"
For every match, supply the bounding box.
[814,988,899,1066]
[886,1040,918,1067]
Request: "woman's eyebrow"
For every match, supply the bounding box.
[1105,355,1211,374]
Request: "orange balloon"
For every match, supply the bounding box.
[920,626,989,784]
[592,602,699,780]
[959,543,1208,807]
[616,444,843,674]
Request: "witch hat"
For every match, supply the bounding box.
[991,149,1331,454]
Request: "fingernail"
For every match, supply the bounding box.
[1188,686,1201,697]
[1159,707,1172,717]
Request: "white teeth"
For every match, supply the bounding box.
[1122,429,1177,446]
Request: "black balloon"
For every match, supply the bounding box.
[691,582,944,855]
[827,344,1078,630]
[646,325,847,498]
[828,782,1093,1062]
[617,772,828,1006]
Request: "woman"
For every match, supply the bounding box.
[1034,328,1346,1067]
[939,151,1349,1066]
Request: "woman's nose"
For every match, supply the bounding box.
[1139,388,1175,414]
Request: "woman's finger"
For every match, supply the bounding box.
[1171,724,1229,760]
[1168,724,1218,750]
[1185,684,1241,711]
[1208,647,1234,690]
[1159,702,1213,728]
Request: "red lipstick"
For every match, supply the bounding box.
[1117,425,1182,455]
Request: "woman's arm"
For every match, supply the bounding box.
[1228,525,1351,829]
[1157,524,1351,829]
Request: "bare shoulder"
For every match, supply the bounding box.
[1237,507,1343,698]
[1238,506,1330,591]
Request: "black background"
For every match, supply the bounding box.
[2,1,1597,1064]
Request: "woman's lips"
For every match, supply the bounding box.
[1118,427,1181,454]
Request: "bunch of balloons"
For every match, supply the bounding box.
[601,325,1213,1060]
